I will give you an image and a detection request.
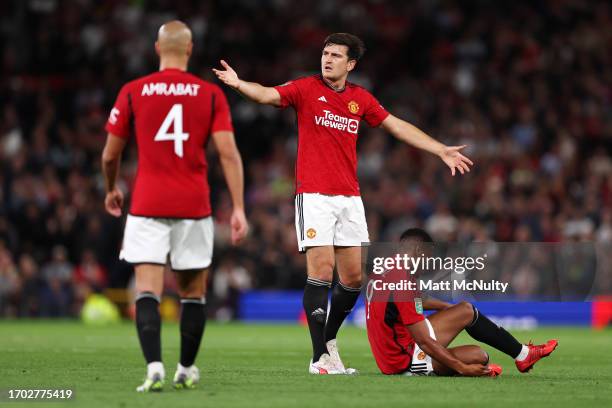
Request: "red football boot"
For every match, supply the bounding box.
[515,339,559,373]
[487,363,503,377]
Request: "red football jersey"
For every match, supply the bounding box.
[365,269,425,375]
[275,75,389,196]
[105,68,233,218]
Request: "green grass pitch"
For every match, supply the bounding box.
[0,321,610,408]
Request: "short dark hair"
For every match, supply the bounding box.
[399,228,434,243]
[323,33,366,61]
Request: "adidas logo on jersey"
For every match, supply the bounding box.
[318,96,327,102]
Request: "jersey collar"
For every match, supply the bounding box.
[161,68,186,73]
[318,75,346,93]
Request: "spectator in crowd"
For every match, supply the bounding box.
[0,245,19,316]
[211,255,253,321]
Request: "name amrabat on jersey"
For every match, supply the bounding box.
[142,82,201,96]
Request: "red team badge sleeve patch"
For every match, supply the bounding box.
[211,87,234,133]
[104,84,132,139]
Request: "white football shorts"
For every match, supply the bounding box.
[120,215,214,270]
[404,318,437,376]
[294,193,369,252]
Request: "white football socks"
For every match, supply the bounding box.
[515,345,530,362]
[147,361,165,379]
[176,363,192,376]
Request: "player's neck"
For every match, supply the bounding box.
[159,57,188,72]
[323,76,346,92]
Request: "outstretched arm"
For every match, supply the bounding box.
[408,320,490,376]
[381,114,474,176]
[101,133,127,217]
[213,60,281,106]
[212,130,249,245]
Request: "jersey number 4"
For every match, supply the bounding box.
[154,104,189,158]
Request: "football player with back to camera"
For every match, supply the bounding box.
[103,21,248,391]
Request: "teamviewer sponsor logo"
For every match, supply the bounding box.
[314,110,359,134]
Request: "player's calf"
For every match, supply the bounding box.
[179,297,207,370]
[135,292,164,392]
[303,277,332,363]
[324,281,361,343]
[463,303,558,372]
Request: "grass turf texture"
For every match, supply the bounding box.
[0,322,610,408]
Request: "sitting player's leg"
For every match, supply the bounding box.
[428,301,525,356]
[429,301,558,372]
[431,345,491,376]
[325,246,362,373]
[304,246,336,372]
[464,303,557,372]
[134,264,165,392]
[173,268,207,389]
[426,301,477,347]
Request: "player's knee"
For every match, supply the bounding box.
[308,257,334,280]
[457,301,474,316]
[135,279,162,298]
[455,301,475,326]
[178,287,205,299]
[175,270,206,298]
[467,347,489,365]
[462,346,489,365]
[340,273,362,288]
[479,349,490,365]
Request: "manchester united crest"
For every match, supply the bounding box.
[417,351,426,360]
[306,228,317,239]
[348,100,359,114]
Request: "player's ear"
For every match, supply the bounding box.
[154,41,161,56]
[347,59,356,72]
[186,41,193,57]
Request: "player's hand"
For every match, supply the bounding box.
[458,363,491,377]
[212,60,241,89]
[230,208,248,245]
[439,145,474,176]
[104,187,124,217]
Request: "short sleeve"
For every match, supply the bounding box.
[105,84,132,139]
[211,87,234,133]
[396,299,425,326]
[363,91,389,128]
[274,78,305,109]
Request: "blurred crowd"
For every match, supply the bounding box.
[0,0,610,317]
